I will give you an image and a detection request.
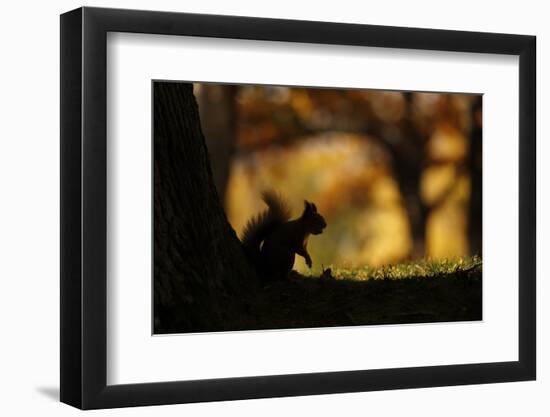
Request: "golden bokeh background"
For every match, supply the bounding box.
[195,83,482,273]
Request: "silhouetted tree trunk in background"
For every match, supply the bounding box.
[197,84,238,200]
[366,93,427,258]
[395,163,428,259]
[468,96,483,256]
[398,93,428,258]
[153,82,256,333]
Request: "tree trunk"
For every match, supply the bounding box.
[369,92,427,259]
[196,84,238,200]
[153,82,256,333]
[398,169,427,259]
[468,96,483,256]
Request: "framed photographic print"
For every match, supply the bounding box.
[60,6,536,409]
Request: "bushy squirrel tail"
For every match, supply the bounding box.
[241,191,291,268]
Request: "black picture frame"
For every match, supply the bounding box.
[60,6,536,410]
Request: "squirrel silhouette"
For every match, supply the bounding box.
[241,191,327,281]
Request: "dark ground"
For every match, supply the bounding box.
[156,259,482,334]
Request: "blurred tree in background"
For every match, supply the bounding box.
[195,83,482,272]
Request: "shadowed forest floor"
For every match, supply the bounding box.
[159,257,482,334]
[252,257,482,330]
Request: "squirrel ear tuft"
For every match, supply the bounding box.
[304,200,311,212]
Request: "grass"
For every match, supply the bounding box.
[304,255,482,281]
[242,256,483,331]
[159,257,482,334]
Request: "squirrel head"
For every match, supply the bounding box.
[301,200,327,235]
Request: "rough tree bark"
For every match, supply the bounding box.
[153,82,256,333]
